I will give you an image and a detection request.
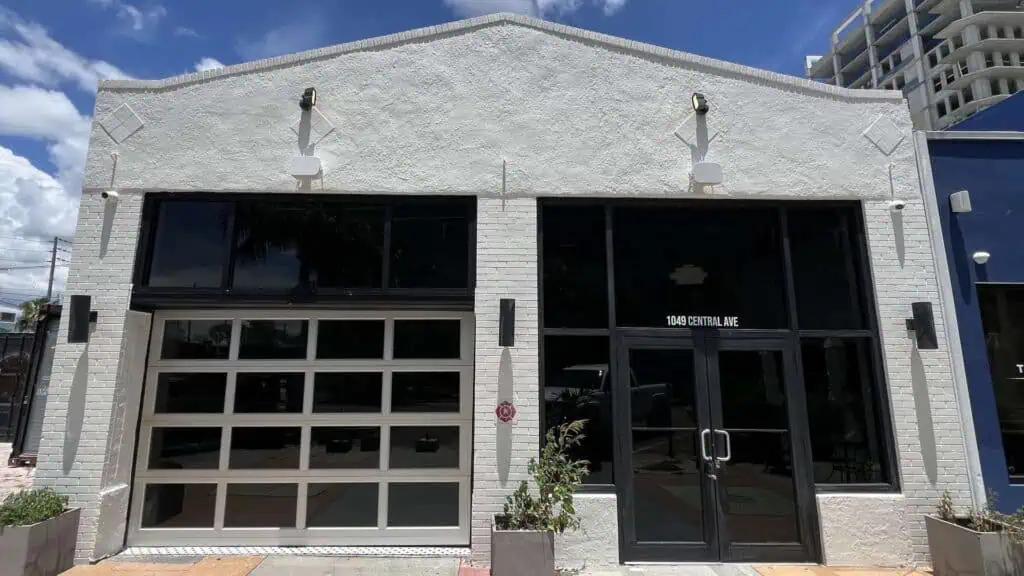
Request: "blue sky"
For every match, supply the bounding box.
[0,0,857,310]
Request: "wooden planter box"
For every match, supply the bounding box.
[0,508,79,576]
[491,520,554,576]
[926,514,1024,576]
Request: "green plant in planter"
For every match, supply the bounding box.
[936,489,1024,542]
[0,488,68,526]
[497,419,589,533]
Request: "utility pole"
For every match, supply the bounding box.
[46,236,58,301]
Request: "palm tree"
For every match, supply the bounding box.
[15,297,49,332]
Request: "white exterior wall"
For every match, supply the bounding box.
[37,13,971,567]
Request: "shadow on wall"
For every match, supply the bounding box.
[911,344,939,486]
[950,214,975,303]
[63,347,88,474]
[891,210,905,267]
[497,347,513,486]
[100,200,116,258]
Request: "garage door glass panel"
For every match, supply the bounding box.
[141,484,216,528]
[238,320,308,359]
[387,483,459,527]
[313,373,383,413]
[148,427,221,470]
[307,483,379,527]
[224,484,297,528]
[146,201,231,288]
[161,320,231,359]
[316,320,385,359]
[154,373,226,414]
[389,426,459,468]
[309,427,381,469]
[389,201,470,289]
[229,427,300,469]
[391,372,460,413]
[393,320,460,359]
[233,373,304,413]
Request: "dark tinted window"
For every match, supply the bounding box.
[543,336,612,485]
[148,427,221,470]
[391,372,460,413]
[232,201,384,290]
[788,207,867,329]
[234,373,304,413]
[141,484,216,528]
[801,337,888,484]
[389,426,459,468]
[161,320,231,359]
[316,320,385,359]
[979,285,1024,483]
[309,427,380,469]
[154,373,226,414]
[389,200,471,289]
[228,427,300,469]
[307,484,378,527]
[238,320,308,359]
[147,201,230,288]
[393,320,460,359]
[313,373,383,413]
[387,483,459,527]
[542,205,607,328]
[224,484,297,528]
[613,205,786,328]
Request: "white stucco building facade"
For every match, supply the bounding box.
[34,13,973,570]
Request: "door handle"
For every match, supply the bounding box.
[699,429,712,462]
[715,429,732,462]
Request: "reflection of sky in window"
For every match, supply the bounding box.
[148,202,229,288]
[233,245,301,290]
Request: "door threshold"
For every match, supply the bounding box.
[119,546,471,558]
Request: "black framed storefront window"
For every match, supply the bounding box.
[978,284,1024,484]
[133,194,475,307]
[539,200,897,492]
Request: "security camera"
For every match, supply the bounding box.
[889,199,906,211]
[973,251,991,265]
[101,190,119,202]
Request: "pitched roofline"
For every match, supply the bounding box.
[99,12,904,103]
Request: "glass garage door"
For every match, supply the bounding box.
[128,310,474,546]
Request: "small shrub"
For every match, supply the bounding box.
[0,488,69,526]
[937,490,956,522]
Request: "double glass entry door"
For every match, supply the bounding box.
[616,334,818,563]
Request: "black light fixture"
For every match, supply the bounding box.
[68,295,92,344]
[691,92,709,115]
[299,87,317,111]
[499,298,515,347]
[905,301,938,350]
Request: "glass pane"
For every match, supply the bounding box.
[631,429,705,543]
[393,320,460,359]
[541,204,608,328]
[313,373,382,413]
[224,484,297,528]
[717,349,799,543]
[161,320,232,359]
[234,373,304,413]
[801,338,888,484]
[154,373,226,414]
[317,320,385,359]
[148,427,221,470]
[309,427,381,469]
[141,484,216,528]
[788,206,868,329]
[979,285,1024,483]
[147,201,230,288]
[229,427,300,469]
[389,200,471,289]
[238,320,308,359]
[307,483,378,527]
[627,348,698,429]
[232,200,384,290]
[543,336,613,484]
[613,204,786,328]
[389,426,459,469]
[387,483,459,527]
[391,372,460,413]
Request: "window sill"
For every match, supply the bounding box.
[576,484,616,494]
[814,483,899,494]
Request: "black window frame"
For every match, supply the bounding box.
[132,193,476,309]
[537,199,900,494]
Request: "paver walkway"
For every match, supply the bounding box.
[0,442,34,501]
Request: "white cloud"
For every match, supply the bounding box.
[601,0,627,15]
[174,26,199,37]
[194,57,224,72]
[443,0,626,17]
[0,8,132,92]
[88,0,167,39]
[236,17,327,60]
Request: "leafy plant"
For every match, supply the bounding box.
[937,490,1024,543]
[497,419,589,533]
[937,490,956,522]
[0,488,68,526]
[15,297,49,332]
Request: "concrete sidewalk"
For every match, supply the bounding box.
[0,443,34,501]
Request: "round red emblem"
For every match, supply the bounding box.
[495,401,516,423]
